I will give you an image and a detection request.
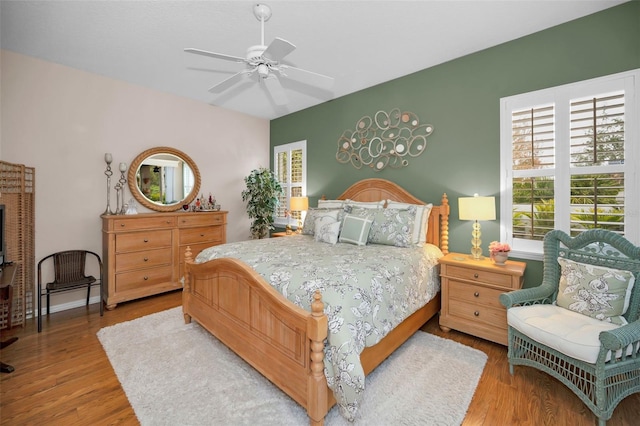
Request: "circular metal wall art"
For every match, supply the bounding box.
[336,108,434,171]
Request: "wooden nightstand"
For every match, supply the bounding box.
[439,252,526,345]
[271,231,297,237]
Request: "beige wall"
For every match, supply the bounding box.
[0,50,270,313]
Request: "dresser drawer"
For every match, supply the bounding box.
[115,265,174,293]
[180,226,224,245]
[113,216,176,231]
[115,230,172,253]
[448,300,508,330]
[444,265,514,288]
[178,214,225,227]
[115,248,172,272]
[448,280,505,309]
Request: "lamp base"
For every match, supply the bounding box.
[469,220,484,260]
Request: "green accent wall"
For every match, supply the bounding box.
[270,2,640,288]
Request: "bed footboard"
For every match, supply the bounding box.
[183,247,330,425]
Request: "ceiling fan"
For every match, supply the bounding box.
[185,3,334,106]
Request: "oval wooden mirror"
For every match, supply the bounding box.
[127,147,201,212]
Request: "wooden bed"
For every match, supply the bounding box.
[182,178,450,425]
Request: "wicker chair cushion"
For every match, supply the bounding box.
[507,304,633,364]
[557,257,635,325]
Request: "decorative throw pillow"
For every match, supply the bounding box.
[301,208,340,235]
[314,217,340,245]
[386,201,433,246]
[556,257,635,325]
[368,208,416,247]
[339,213,373,246]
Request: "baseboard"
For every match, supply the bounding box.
[35,295,101,317]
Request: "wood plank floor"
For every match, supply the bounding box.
[1,291,638,425]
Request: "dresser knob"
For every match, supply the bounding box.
[473,273,479,279]
[200,233,205,237]
[120,223,125,227]
[474,292,479,297]
[474,311,480,316]
[144,239,149,243]
[144,257,149,262]
[144,276,149,280]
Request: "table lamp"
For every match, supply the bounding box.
[458,194,496,259]
[289,196,309,233]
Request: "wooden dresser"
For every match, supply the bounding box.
[101,211,227,309]
[439,252,525,345]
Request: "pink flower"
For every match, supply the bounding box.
[489,241,511,254]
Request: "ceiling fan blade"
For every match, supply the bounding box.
[279,65,334,90]
[209,69,255,93]
[185,48,246,63]
[263,75,289,106]
[262,37,296,62]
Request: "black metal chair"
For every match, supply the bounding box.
[37,250,103,332]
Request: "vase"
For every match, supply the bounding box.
[491,251,509,265]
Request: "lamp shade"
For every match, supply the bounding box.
[458,195,496,221]
[289,196,309,212]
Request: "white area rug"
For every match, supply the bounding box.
[98,307,487,425]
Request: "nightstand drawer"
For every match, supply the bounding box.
[449,301,507,330]
[445,265,514,287]
[448,280,504,309]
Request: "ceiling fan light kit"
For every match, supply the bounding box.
[185,3,333,106]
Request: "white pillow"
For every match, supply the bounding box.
[317,199,344,209]
[386,201,433,246]
[339,214,373,246]
[345,199,385,209]
[301,208,340,235]
[314,217,340,245]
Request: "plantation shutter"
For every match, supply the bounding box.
[511,104,556,241]
[569,91,625,235]
[273,141,307,225]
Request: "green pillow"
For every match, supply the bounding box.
[339,214,373,246]
[368,208,416,247]
[556,257,635,325]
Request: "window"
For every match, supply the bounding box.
[273,140,307,228]
[500,70,639,259]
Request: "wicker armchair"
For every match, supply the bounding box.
[500,229,640,426]
[37,250,103,332]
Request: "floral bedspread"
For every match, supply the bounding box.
[195,235,442,421]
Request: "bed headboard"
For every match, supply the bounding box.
[335,178,449,254]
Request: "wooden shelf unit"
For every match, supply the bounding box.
[0,161,35,329]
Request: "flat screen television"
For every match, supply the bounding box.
[0,204,5,268]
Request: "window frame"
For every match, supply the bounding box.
[273,140,307,228]
[500,69,639,261]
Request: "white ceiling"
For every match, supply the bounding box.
[1,1,628,120]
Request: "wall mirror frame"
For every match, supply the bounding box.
[127,146,201,212]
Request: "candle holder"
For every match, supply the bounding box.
[103,153,115,215]
[117,162,127,215]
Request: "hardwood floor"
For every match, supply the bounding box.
[1,291,638,425]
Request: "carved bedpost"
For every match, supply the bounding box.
[307,291,328,426]
[440,193,450,254]
[183,246,193,324]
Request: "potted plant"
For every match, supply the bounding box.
[488,241,511,265]
[241,167,283,239]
